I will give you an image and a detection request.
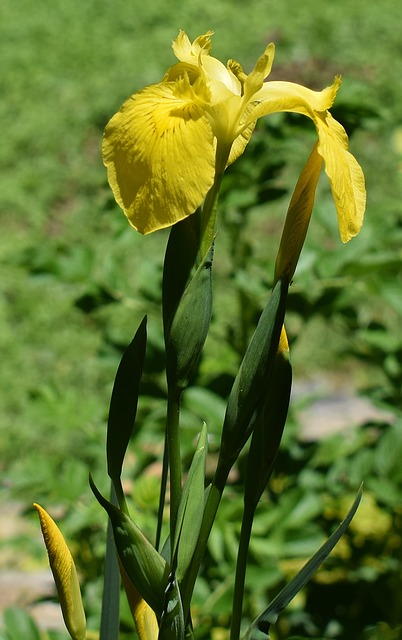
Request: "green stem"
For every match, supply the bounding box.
[100,482,120,640]
[155,429,169,551]
[167,386,183,548]
[230,503,254,640]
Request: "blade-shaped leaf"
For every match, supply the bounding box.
[107,316,147,508]
[90,476,167,617]
[172,424,208,580]
[242,486,363,640]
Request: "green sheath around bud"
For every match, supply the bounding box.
[165,242,214,391]
[90,477,167,617]
[218,276,289,472]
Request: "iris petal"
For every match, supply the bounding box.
[243,43,275,102]
[245,77,365,241]
[103,82,216,234]
[315,112,366,242]
[172,30,213,63]
[247,77,340,122]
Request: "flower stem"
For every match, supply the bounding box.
[100,482,120,640]
[155,429,168,551]
[230,503,254,640]
[166,386,183,548]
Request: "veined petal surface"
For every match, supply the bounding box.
[103,82,216,234]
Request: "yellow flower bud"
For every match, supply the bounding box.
[34,503,86,640]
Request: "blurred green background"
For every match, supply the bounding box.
[1,0,402,638]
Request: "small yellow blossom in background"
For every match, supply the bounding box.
[103,31,365,240]
[34,503,86,640]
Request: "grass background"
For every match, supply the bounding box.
[1,0,402,638]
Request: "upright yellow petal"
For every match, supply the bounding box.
[243,43,275,102]
[172,30,213,63]
[315,112,366,242]
[228,100,257,165]
[34,504,86,640]
[103,81,216,234]
[173,31,241,97]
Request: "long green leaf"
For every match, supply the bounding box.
[107,316,147,509]
[181,279,289,620]
[242,486,363,640]
[172,424,208,580]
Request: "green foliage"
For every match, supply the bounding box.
[0,609,41,640]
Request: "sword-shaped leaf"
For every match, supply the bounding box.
[107,316,147,510]
[242,486,363,640]
[172,424,208,580]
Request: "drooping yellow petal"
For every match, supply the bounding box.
[34,504,86,640]
[314,111,366,242]
[103,80,216,234]
[246,76,365,241]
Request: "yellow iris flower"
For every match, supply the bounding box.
[103,30,365,241]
